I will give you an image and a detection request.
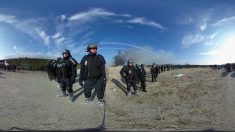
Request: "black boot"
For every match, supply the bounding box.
[57,91,68,97]
[68,93,75,103]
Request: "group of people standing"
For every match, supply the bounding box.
[47,44,106,105]
[120,61,162,97]
[47,43,169,104]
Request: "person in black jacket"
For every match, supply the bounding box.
[151,63,157,82]
[63,50,78,83]
[138,64,147,92]
[57,50,76,103]
[155,65,159,78]
[54,57,64,94]
[135,64,140,84]
[120,60,141,96]
[79,44,106,106]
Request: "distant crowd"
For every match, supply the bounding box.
[0,64,18,72]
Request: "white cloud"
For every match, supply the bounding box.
[200,49,221,55]
[199,23,207,31]
[60,15,67,21]
[200,35,235,64]
[68,8,166,31]
[203,32,218,46]
[52,33,61,39]
[0,14,17,24]
[80,32,94,41]
[213,15,235,26]
[181,32,218,48]
[210,32,217,39]
[35,29,51,45]
[1,8,169,59]
[197,15,210,31]
[69,8,116,22]
[128,17,167,30]
[122,14,132,17]
[6,17,50,45]
[181,33,205,48]
[55,37,65,45]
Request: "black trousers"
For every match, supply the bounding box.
[84,79,105,99]
[152,74,156,82]
[126,80,138,92]
[59,77,73,93]
[140,80,146,91]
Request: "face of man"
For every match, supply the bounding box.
[63,52,69,58]
[128,62,133,66]
[90,48,97,54]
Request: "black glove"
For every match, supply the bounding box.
[71,78,75,84]
[79,81,84,87]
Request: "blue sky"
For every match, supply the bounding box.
[0,0,235,65]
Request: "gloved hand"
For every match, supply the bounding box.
[79,81,84,87]
[71,78,75,84]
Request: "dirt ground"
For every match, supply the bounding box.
[0,70,104,131]
[0,67,235,131]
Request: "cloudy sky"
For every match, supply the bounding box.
[0,0,235,65]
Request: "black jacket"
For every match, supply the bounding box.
[69,57,78,78]
[79,53,106,81]
[137,67,146,81]
[120,65,138,82]
[60,58,76,80]
[151,66,157,75]
[54,59,63,83]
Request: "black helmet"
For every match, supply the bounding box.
[87,43,98,52]
[127,59,133,64]
[141,64,144,67]
[152,63,156,65]
[62,49,71,56]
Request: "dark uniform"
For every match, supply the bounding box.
[79,44,106,105]
[151,63,157,82]
[57,50,76,103]
[69,57,78,82]
[135,64,140,84]
[12,64,16,72]
[55,57,63,85]
[155,65,159,78]
[160,65,163,73]
[138,64,147,92]
[225,63,232,72]
[120,60,140,96]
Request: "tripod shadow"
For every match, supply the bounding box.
[221,71,229,78]
[231,72,235,78]
[111,78,128,94]
[73,87,84,101]
[91,89,97,101]
[0,72,6,79]
[73,87,98,101]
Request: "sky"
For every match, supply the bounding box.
[0,0,235,65]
